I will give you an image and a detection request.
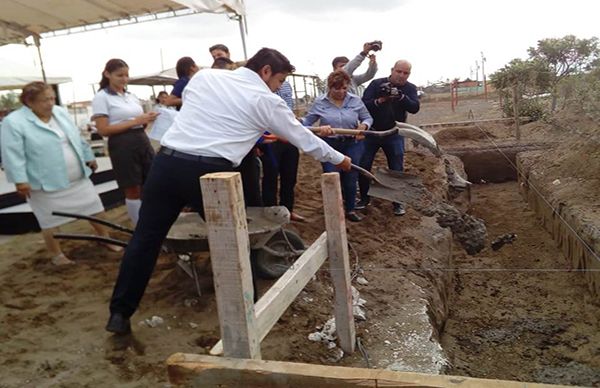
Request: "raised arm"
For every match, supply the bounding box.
[351,54,378,86]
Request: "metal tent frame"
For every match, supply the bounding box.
[0,1,247,81]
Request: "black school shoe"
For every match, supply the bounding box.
[393,203,406,216]
[355,198,370,210]
[346,211,363,222]
[106,313,131,335]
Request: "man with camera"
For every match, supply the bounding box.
[356,60,420,216]
[331,41,381,96]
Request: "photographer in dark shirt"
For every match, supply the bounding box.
[356,60,420,216]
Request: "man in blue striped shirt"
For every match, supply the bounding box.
[261,80,305,221]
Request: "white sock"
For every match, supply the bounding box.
[125,199,142,226]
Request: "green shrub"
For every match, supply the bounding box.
[500,93,549,122]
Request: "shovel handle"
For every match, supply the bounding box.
[309,127,397,137]
[309,127,363,136]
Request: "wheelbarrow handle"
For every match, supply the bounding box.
[53,233,128,247]
[309,127,398,137]
[52,211,134,234]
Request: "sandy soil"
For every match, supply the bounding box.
[1,95,598,387]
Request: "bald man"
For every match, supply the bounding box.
[357,60,420,216]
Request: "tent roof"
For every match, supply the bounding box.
[129,67,179,86]
[0,76,71,91]
[129,66,215,86]
[0,0,245,45]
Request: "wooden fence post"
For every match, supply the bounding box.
[512,85,521,141]
[321,173,356,354]
[200,172,261,360]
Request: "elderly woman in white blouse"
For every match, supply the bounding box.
[1,82,121,265]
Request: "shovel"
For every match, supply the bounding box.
[351,164,430,210]
[309,127,398,137]
[310,123,442,156]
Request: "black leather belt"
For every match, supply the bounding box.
[159,147,232,168]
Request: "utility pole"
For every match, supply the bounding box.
[481,51,488,100]
[474,60,480,82]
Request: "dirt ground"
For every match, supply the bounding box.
[1,96,599,387]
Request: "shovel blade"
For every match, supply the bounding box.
[367,168,430,208]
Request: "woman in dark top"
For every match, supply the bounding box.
[165,56,199,109]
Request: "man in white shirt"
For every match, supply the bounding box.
[106,48,351,335]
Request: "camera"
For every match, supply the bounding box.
[368,40,383,52]
[379,82,402,99]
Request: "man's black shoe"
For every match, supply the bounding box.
[346,211,363,222]
[106,313,131,335]
[355,198,370,210]
[393,203,406,216]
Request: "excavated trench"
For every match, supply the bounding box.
[437,144,600,386]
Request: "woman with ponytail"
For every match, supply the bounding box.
[92,59,158,226]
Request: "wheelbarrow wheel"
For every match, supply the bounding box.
[254,230,305,279]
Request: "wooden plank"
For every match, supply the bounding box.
[254,231,328,340]
[321,173,355,354]
[167,354,575,388]
[200,172,260,360]
[210,232,329,356]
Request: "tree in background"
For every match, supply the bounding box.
[0,92,21,112]
[527,35,599,111]
[490,59,551,121]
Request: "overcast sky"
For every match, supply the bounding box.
[0,0,597,103]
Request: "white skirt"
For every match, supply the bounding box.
[28,178,105,229]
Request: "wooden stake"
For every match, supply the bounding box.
[321,173,356,354]
[512,85,521,141]
[200,172,260,360]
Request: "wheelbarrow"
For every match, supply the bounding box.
[52,206,306,296]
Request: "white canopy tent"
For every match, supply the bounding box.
[0,0,247,80]
[0,76,72,91]
[128,68,180,86]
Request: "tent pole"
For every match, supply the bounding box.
[33,35,47,83]
[238,15,248,60]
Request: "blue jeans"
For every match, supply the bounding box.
[109,151,234,318]
[321,137,364,213]
[358,134,404,201]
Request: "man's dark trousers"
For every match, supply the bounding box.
[260,141,299,212]
[109,150,233,318]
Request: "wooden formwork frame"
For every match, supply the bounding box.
[166,354,575,388]
[168,171,577,388]
[199,172,355,360]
